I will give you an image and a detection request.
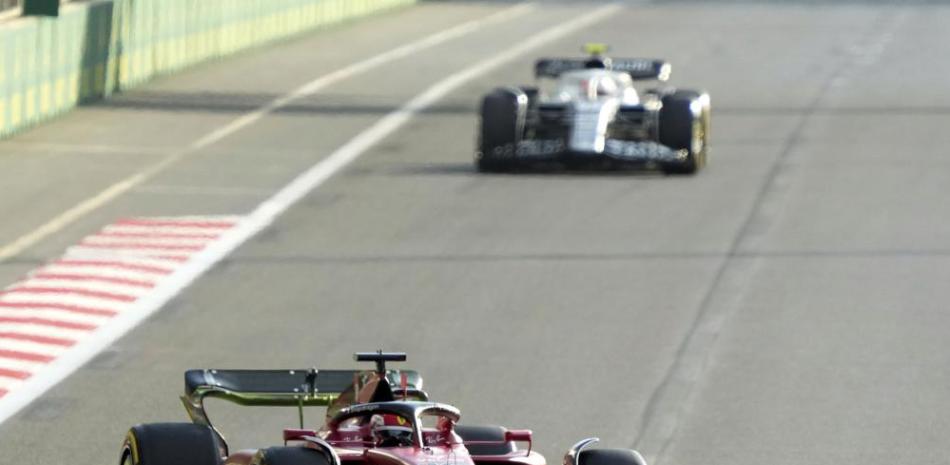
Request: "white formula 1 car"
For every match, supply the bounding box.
[476,44,710,174]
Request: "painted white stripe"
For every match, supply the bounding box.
[63,247,191,262]
[99,224,235,236]
[0,294,125,314]
[81,236,215,248]
[0,2,619,425]
[0,358,46,374]
[0,324,93,341]
[0,308,113,326]
[0,339,68,358]
[115,216,243,223]
[54,257,181,272]
[0,378,25,390]
[9,279,152,297]
[25,273,155,289]
[80,236,217,248]
[100,224,230,236]
[35,265,164,283]
[89,226,222,238]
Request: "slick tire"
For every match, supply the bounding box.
[578,449,648,465]
[251,447,334,465]
[455,425,516,456]
[121,423,223,465]
[477,88,528,173]
[658,90,710,175]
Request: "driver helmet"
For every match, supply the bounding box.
[370,414,413,447]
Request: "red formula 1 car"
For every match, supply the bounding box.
[120,352,647,465]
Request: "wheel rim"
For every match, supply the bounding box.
[692,109,709,167]
[691,118,704,159]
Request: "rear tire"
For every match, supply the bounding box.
[121,423,223,465]
[578,449,648,465]
[251,447,334,465]
[477,88,528,173]
[455,425,516,456]
[658,90,710,175]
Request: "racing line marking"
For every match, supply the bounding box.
[0,1,623,425]
[0,2,537,265]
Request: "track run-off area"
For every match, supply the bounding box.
[1,1,949,465]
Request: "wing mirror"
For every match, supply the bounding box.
[505,429,533,454]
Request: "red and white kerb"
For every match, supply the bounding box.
[0,216,240,399]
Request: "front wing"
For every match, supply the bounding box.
[493,139,688,163]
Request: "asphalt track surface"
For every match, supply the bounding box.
[1,1,950,464]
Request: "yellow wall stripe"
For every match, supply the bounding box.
[0,0,416,138]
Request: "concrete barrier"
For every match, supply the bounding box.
[0,0,416,138]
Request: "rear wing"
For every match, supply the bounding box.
[181,352,426,434]
[534,58,671,81]
[184,368,423,403]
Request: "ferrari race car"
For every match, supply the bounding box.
[119,352,649,465]
[475,44,710,174]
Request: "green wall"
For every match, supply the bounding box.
[0,0,416,138]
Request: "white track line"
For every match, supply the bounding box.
[0,3,536,264]
[0,1,621,425]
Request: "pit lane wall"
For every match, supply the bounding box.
[0,0,415,138]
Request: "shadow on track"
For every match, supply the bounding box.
[392,162,671,178]
[88,90,473,116]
